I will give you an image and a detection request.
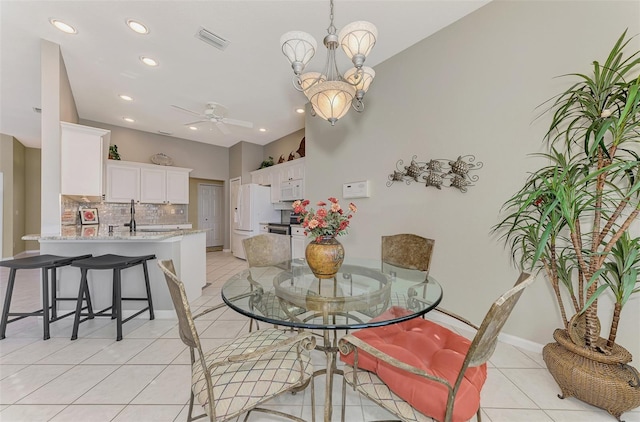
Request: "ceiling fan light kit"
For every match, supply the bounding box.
[171,102,253,135]
[281,0,377,126]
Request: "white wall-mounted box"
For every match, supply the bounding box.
[343,180,370,199]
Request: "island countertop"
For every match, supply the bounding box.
[23,227,207,242]
[26,227,208,315]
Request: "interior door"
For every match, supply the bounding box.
[198,183,223,247]
[229,177,241,255]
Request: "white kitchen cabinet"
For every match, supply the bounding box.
[250,167,272,186]
[291,225,306,259]
[270,174,282,203]
[60,122,110,198]
[166,169,190,204]
[105,162,140,202]
[106,161,191,204]
[281,160,305,182]
[140,167,166,204]
[249,158,305,204]
[250,166,280,203]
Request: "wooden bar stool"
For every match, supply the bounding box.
[0,254,92,340]
[70,254,156,341]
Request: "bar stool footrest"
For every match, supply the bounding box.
[122,307,151,324]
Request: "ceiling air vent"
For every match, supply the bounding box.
[157,130,173,136]
[195,26,229,51]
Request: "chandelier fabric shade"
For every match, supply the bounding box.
[281,0,377,125]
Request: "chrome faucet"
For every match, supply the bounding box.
[124,199,137,232]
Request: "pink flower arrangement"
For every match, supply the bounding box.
[292,197,357,242]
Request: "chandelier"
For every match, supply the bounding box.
[280,0,377,126]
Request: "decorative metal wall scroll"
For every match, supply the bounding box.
[387,155,483,193]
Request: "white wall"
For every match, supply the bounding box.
[40,39,79,236]
[305,0,640,358]
[0,172,3,258]
[40,40,63,235]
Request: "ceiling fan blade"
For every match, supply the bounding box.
[171,105,203,117]
[221,117,253,128]
[216,121,232,135]
[184,120,207,126]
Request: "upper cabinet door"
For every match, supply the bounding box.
[105,161,192,204]
[140,167,167,204]
[60,122,110,197]
[105,162,140,202]
[166,169,190,204]
[279,158,305,182]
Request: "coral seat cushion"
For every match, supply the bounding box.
[340,307,487,422]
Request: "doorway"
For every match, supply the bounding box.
[229,177,241,257]
[198,183,224,248]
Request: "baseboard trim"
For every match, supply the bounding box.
[122,310,176,319]
[427,311,545,354]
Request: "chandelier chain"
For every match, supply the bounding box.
[327,0,336,35]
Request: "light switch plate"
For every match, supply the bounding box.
[343,181,370,199]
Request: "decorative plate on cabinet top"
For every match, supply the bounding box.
[150,153,173,166]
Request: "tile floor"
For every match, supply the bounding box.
[0,251,638,422]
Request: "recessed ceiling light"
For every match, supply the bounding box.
[119,94,133,101]
[259,128,267,132]
[123,117,135,123]
[140,56,158,67]
[50,19,77,34]
[126,19,149,34]
[189,126,198,131]
[295,108,305,114]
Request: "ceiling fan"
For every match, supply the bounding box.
[171,102,253,135]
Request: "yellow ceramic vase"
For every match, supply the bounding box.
[305,236,344,279]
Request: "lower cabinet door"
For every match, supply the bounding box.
[291,236,306,260]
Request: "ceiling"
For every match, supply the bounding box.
[0,1,489,149]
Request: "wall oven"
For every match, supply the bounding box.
[267,223,291,236]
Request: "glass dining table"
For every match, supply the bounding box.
[221,258,443,422]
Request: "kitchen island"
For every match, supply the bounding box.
[23,227,207,317]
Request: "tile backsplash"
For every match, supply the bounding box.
[62,196,189,227]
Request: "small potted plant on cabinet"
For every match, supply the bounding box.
[493,31,640,420]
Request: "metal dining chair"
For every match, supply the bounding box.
[242,234,305,331]
[157,259,315,422]
[357,234,437,317]
[339,272,535,422]
[381,233,435,275]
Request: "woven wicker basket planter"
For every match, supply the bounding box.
[543,329,640,421]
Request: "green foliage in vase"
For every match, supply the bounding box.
[258,156,274,169]
[493,31,640,352]
[108,144,121,160]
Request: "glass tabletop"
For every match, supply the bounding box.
[221,258,443,330]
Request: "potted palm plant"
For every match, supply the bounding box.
[493,31,640,420]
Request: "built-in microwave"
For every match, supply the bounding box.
[280,179,303,201]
